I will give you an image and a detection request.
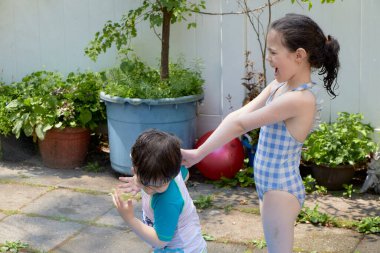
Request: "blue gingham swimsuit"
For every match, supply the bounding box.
[253,82,321,207]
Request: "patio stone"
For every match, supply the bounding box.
[53,225,152,253]
[0,183,49,210]
[21,188,113,222]
[0,214,84,251]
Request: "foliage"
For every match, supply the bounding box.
[297,205,334,226]
[342,184,356,198]
[302,112,378,167]
[248,128,260,146]
[241,51,266,103]
[202,233,215,241]
[251,239,267,249]
[0,83,18,136]
[193,195,213,209]
[303,174,316,193]
[0,240,28,253]
[83,161,104,173]
[303,174,327,195]
[211,166,255,188]
[85,0,206,80]
[102,56,204,99]
[356,216,380,234]
[291,0,336,10]
[6,71,105,140]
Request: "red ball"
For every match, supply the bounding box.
[195,130,245,180]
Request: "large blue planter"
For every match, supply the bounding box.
[100,92,203,175]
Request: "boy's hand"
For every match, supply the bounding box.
[118,175,140,195]
[112,189,135,223]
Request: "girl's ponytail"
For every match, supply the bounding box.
[319,35,340,98]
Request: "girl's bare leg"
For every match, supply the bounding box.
[260,190,301,253]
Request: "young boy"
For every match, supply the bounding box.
[112,129,207,253]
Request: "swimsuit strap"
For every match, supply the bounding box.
[267,83,286,102]
[291,82,315,92]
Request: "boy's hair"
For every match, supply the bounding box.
[131,129,182,186]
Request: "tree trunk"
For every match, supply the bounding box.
[161,8,171,80]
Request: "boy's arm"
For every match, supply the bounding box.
[112,191,167,248]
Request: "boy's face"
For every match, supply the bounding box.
[134,173,170,195]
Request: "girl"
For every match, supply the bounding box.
[181,13,340,253]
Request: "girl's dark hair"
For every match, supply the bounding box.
[270,13,340,98]
[131,129,181,186]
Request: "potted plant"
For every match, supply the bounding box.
[6,71,105,169]
[0,83,36,161]
[302,112,378,190]
[85,0,206,175]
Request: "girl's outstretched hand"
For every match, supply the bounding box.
[112,189,135,223]
[118,175,140,196]
[181,148,203,168]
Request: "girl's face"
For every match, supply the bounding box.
[266,29,299,83]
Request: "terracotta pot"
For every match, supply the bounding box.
[38,127,90,169]
[311,164,355,190]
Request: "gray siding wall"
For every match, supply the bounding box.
[0,0,379,140]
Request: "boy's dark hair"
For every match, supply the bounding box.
[131,129,182,186]
[270,13,340,98]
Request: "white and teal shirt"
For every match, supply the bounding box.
[141,166,207,253]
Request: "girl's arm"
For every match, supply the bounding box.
[112,191,167,248]
[182,88,314,167]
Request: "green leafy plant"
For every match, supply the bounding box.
[303,174,317,194]
[202,233,215,241]
[297,205,334,226]
[0,240,28,253]
[315,185,328,195]
[6,71,105,140]
[193,195,213,209]
[85,0,206,81]
[0,83,18,136]
[211,167,255,188]
[342,184,356,198]
[302,175,327,195]
[302,112,378,167]
[102,56,204,99]
[356,216,380,234]
[83,161,104,173]
[251,239,267,249]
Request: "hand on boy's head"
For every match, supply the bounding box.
[118,175,140,195]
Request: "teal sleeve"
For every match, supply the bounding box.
[180,165,188,181]
[152,180,184,242]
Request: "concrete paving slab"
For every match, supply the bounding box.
[53,225,152,253]
[21,188,113,221]
[96,201,143,228]
[0,183,50,210]
[207,241,252,253]
[354,234,380,253]
[200,209,264,243]
[2,161,120,193]
[0,212,6,220]
[293,223,363,252]
[306,194,380,220]
[188,182,260,210]
[0,214,84,251]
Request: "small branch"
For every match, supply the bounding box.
[196,0,282,16]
